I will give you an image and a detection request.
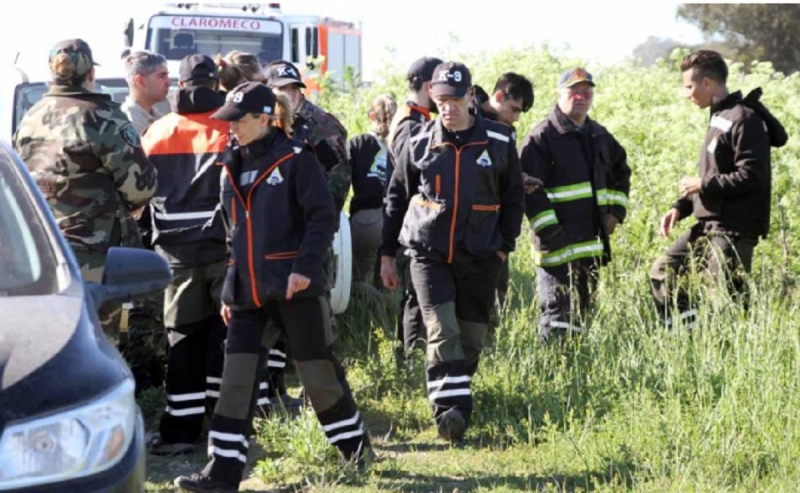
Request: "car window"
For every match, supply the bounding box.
[13,78,178,136]
[0,147,60,296]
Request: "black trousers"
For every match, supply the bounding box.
[159,315,226,444]
[202,297,369,487]
[396,248,426,352]
[649,223,757,329]
[536,259,599,343]
[410,254,502,428]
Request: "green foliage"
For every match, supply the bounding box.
[678,4,800,74]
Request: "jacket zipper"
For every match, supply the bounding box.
[438,140,488,263]
[221,151,295,308]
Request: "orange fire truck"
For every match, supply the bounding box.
[122,3,362,94]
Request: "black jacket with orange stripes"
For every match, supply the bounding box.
[672,90,772,239]
[141,86,229,267]
[219,130,336,310]
[382,113,525,263]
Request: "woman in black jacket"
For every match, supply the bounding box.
[175,81,370,493]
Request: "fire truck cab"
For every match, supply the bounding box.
[122,3,362,95]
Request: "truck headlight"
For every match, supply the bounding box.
[0,378,137,490]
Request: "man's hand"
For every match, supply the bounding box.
[659,208,681,237]
[380,255,399,290]
[679,177,702,197]
[286,273,311,300]
[606,215,619,235]
[522,172,543,194]
[220,303,231,326]
[496,251,508,262]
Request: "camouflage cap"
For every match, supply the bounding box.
[49,39,99,82]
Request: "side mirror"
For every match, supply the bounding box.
[123,19,134,48]
[88,247,171,307]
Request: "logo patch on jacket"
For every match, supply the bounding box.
[476,150,493,167]
[267,168,284,186]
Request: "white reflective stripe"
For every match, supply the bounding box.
[322,412,361,432]
[239,170,258,186]
[153,211,215,221]
[209,446,247,463]
[710,116,733,132]
[427,375,471,389]
[167,392,206,402]
[293,146,303,154]
[209,431,249,448]
[539,242,604,265]
[486,130,510,143]
[268,361,287,368]
[547,185,593,201]
[269,349,287,359]
[259,382,268,390]
[328,427,364,444]
[410,131,433,144]
[428,388,471,401]
[549,320,583,333]
[257,397,270,406]
[666,310,698,327]
[206,376,222,384]
[206,390,220,398]
[532,212,558,231]
[192,158,217,185]
[165,406,205,417]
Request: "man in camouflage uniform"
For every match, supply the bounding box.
[264,60,350,409]
[13,38,158,342]
[264,60,350,221]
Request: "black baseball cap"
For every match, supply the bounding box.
[430,61,472,98]
[180,54,219,83]
[211,81,277,121]
[407,56,443,82]
[264,60,306,89]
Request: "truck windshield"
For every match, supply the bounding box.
[147,14,284,66]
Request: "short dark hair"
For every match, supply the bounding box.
[492,72,534,112]
[680,50,728,84]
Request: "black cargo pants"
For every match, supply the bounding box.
[201,297,369,488]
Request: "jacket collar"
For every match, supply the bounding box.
[710,90,742,116]
[427,112,490,148]
[547,104,604,137]
[45,85,110,100]
[172,86,226,115]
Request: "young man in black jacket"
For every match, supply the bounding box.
[650,50,777,329]
[381,61,525,442]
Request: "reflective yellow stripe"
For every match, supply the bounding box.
[534,239,604,267]
[544,181,593,203]
[529,209,558,233]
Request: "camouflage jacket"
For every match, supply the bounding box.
[13,85,157,254]
[293,99,350,216]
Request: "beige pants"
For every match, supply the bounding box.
[349,208,383,286]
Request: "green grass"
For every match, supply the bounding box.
[144,47,800,492]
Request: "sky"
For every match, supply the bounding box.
[0,1,704,81]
